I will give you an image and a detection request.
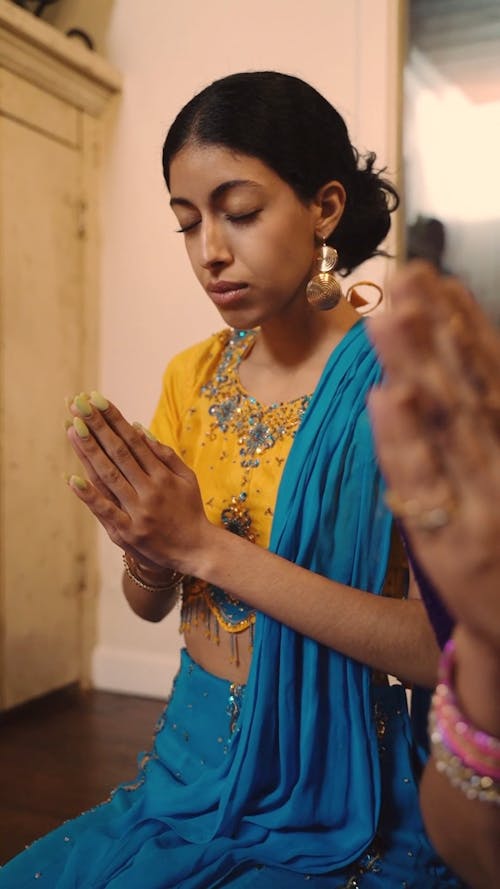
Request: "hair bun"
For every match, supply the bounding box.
[331,151,399,274]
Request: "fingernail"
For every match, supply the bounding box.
[133,421,157,442]
[62,471,71,483]
[73,417,90,438]
[73,394,92,417]
[90,390,109,411]
[63,419,72,431]
[69,474,88,491]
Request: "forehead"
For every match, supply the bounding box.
[169,143,281,201]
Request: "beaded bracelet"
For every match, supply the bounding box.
[436,639,500,773]
[429,708,500,805]
[429,638,500,806]
[122,553,184,594]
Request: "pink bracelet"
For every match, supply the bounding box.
[433,639,500,776]
[433,697,500,778]
[429,639,500,805]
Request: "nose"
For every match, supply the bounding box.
[199,219,232,270]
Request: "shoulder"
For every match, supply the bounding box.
[162,329,232,390]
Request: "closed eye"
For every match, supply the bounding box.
[175,209,262,234]
[175,219,200,234]
[225,210,262,225]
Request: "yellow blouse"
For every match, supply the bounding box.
[149,329,311,641]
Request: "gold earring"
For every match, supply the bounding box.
[306,241,343,310]
[345,281,383,314]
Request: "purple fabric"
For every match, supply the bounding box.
[398,522,455,649]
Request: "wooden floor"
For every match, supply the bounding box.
[0,687,165,865]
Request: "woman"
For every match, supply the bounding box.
[0,73,462,888]
[369,262,500,889]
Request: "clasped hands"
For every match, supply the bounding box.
[65,393,210,577]
[368,262,500,649]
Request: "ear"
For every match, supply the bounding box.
[313,180,346,240]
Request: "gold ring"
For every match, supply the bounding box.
[385,490,456,532]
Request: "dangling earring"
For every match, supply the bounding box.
[345,281,383,314]
[306,241,343,310]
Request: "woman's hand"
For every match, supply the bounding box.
[65,393,213,575]
[368,262,500,649]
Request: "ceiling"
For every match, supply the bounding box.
[409,0,500,103]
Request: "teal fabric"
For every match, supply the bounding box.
[0,322,463,888]
[212,320,393,865]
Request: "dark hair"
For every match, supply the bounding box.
[162,71,399,275]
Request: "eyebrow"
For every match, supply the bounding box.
[169,179,261,209]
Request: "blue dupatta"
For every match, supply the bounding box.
[214,319,393,868]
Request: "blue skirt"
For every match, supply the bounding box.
[0,649,463,888]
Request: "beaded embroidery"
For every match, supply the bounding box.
[181,329,311,657]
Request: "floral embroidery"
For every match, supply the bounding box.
[208,395,241,432]
[182,329,311,652]
[221,494,255,541]
[201,330,311,477]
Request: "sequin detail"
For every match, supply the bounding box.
[337,831,384,886]
[118,690,174,793]
[181,578,257,635]
[201,330,311,476]
[227,682,245,735]
[182,330,311,646]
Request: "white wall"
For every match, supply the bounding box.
[53,0,403,698]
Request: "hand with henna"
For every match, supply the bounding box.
[65,392,216,579]
[368,262,500,650]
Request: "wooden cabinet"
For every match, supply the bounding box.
[0,1,120,709]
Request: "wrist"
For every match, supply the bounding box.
[453,625,500,737]
[178,521,231,581]
[123,553,184,593]
[429,637,500,806]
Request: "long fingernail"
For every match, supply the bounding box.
[69,474,88,491]
[62,471,71,483]
[73,417,90,438]
[90,390,109,411]
[73,394,92,417]
[133,421,157,442]
[63,419,72,431]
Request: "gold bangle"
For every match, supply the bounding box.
[122,553,184,594]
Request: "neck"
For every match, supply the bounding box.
[254,297,360,369]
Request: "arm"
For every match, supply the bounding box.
[66,399,439,687]
[192,526,438,687]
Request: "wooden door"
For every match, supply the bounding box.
[0,81,88,709]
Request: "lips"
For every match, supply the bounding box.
[207,281,249,307]
[208,281,247,294]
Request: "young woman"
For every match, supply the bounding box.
[0,72,463,888]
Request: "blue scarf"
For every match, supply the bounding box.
[214,319,393,869]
